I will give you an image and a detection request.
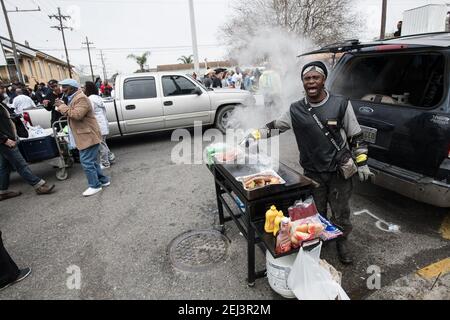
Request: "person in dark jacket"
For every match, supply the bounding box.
[0,231,31,291]
[42,79,64,128]
[0,82,55,201]
[245,61,373,264]
[35,82,49,104]
[212,72,222,88]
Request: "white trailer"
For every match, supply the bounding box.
[402,4,450,36]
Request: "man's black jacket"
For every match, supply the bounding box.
[0,102,16,144]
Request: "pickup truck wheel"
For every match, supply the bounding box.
[215,105,236,133]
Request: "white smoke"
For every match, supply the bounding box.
[226,27,316,131]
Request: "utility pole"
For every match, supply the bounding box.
[188,0,200,75]
[380,0,387,40]
[49,7,73,78]
[0,0,40,83]
[82,36,95,82]
[98,50,107,81]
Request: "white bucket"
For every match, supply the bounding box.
[266,251,297,299]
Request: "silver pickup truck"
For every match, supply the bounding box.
[26,71,255,135]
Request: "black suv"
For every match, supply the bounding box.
[306,32,450,207]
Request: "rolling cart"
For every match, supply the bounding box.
[18,117,73,181]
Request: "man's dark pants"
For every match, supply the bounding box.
[305,171,353,238]
[0,231,20,287]
[0,144,42,192]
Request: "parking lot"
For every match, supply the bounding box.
[0,129,449,300]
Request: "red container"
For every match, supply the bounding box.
[288,199,318,221]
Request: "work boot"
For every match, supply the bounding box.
[0,191,22,201]
[35,183,55,195]
[336,239,353,265]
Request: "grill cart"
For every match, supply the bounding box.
[208,161,322,287]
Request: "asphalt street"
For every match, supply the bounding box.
[0,129,449,300]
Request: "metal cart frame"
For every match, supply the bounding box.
[51,117,73,180]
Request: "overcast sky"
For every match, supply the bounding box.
[0,0,445,77]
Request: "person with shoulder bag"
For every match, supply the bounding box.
[243,61,373,264]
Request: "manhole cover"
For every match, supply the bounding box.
[169,230,229,272]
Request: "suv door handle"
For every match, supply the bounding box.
[164,101,173,106]
[125,105,136,110]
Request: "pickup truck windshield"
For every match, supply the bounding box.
[333,52,445,108]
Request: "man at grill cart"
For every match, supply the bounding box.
[244,61,372,264]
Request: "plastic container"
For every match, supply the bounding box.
[233,194,246,212]
[264,205,279,233]
[275,217,292,255]
[18,135,59,163]
[266,250,297,299]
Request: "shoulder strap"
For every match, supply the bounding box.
[304,99,342,152]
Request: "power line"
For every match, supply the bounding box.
[53,0,225,4]
[0,0,41,83]
[49,7,73,77]
[82,36,95,82]
[34,44,219,51]
[98,49,107,80]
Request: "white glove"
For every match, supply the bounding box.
[358,165,373,182]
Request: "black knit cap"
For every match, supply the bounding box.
[301,61,328,79]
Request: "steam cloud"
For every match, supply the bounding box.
[226,27,316,131]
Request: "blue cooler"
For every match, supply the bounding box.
[18,135,59,163]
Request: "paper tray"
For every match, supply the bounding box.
[235,170,286,191]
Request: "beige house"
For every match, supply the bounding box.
[0,36,79,86]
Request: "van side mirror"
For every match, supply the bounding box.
[193,87,203,95]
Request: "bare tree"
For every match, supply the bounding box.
[221,0,361,53]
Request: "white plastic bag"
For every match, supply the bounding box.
[27,125,45,139]
[67,126,76,150]
[287,243,350,300]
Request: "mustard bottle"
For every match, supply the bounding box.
[273,210,285,236]
[264,205,279,233]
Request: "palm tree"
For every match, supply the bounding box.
[127,51,151,72]
[177,54,194,64]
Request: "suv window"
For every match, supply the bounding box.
[124,77,157,100]
[162,75,197,96]
[333,53,445,108]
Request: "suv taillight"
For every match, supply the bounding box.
[23,112,33,126]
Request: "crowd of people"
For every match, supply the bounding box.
[0,77,117,199]
[1,77,117,290]
[0,78,114,114]
[195,66,263,92]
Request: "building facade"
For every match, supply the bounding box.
[0,36,79,85]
